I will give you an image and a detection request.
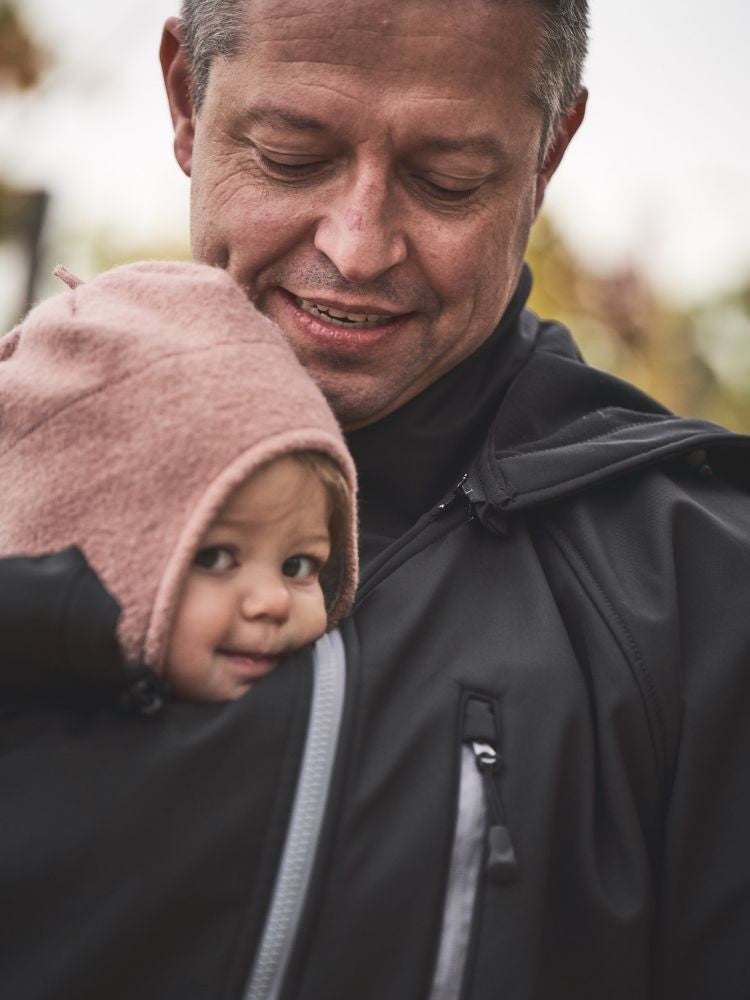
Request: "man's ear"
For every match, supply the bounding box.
[533,87,588,217]
[160,16,195,178]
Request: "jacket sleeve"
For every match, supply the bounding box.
[550,463,750,999]
[0,633,315,1000]
[0,546,126,698]
[649,469,750,998]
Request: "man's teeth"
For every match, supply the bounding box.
[295,297,391,329]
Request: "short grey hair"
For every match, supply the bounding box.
[178,0,246,111]
[179,0,588,146]
[530,0,589,153]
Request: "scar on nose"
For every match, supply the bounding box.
[345,209,363,231]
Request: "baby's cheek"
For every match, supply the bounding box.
[304,590,329,644]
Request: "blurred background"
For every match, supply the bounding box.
[2,0,750,428]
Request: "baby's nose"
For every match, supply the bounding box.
[239,576,291,623]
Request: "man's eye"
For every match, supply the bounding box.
[282,555,320,580]
[421,179,481,202]
[256,152,327,180]
[193,546,236,572]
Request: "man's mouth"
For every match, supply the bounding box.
[293,296,398,329]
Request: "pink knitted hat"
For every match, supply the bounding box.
[0,261,357,669]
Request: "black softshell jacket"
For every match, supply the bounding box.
[3,314,750,1000]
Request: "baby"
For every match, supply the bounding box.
[0,261,357,702]
[165,449,350,700]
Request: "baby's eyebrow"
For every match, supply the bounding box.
[204,517,330,544]
[294,533,332,548]
[211,516,247,527]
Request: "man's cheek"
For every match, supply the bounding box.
[228,201,319,274]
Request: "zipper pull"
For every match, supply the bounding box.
[464,697,518,885]
[118,670,169,716]
[470,741,518,884]
[435,473,475,522]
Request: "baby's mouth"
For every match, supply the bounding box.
[218,649,279,675]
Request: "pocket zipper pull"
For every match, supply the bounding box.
[470,740,518,885]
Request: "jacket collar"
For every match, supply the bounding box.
[470,317,750,512]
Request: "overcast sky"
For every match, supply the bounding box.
[1,0,749,311]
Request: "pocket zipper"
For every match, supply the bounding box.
[428,697,517,1000]
[243,629,347,1000]
[470,738,517,884]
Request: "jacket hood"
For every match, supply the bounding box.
[0,261,358,671]
[469,315,750,513]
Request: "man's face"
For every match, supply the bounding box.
[164,0,582,428]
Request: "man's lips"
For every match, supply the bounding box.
[276,289,412,351]
[291,294,404,329]
[276,288,414,358]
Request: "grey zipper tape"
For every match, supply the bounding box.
[428,744,486,1000]
[243,629,347,1000]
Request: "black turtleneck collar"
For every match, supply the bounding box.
[346,265,536,566]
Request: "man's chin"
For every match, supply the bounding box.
[308,373,412,431]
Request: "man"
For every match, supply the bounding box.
[0,2,748,999]
[156,0,750,997]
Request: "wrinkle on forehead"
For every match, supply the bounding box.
[240,0,542,87]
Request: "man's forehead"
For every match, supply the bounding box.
[234,0,542,58]
[214,0,545,121]
[239,0,531,19]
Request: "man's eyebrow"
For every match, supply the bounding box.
[238,110,506,161]
[240,105,329,133]
[416,135,508,162]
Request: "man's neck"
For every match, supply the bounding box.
[346,266,534,566]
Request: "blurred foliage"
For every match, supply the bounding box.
[0,182,45,235]
[527,216,750,432]
[0,1,49,91]
[0,2,49,319]
[0,0,47,242]
[89,232,192,274]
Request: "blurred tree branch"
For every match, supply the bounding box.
[1,1,50,320]
[0,1,49,90]
[528,216,750,432]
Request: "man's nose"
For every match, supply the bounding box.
[314,172,407,284]
[239,575,290,623]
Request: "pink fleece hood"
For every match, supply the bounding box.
[0,261,357,669]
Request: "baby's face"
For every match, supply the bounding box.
[164,456,331,700]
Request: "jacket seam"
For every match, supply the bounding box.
[500,418,681,461]
[493,429,737,508]
[540,518,668,787]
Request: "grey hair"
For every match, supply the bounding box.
[178,0,246,111]
[530,0,589,155]
[179,0,588,146]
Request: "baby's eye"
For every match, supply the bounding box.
[282,555,320,581]
[193,546,236,572]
